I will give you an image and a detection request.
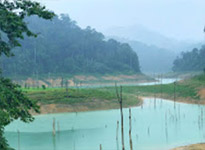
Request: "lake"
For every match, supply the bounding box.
[5,97,205,150]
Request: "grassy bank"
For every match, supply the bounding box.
[24,74,205,114]
[162,71,203,79]
[102,74,205,103]
[24,87,141,114]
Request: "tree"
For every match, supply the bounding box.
[1,15,141,77]
[0,0,55,149]
[172,46,205,72]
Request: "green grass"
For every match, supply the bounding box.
[101,74,205,101]
[23,74,205,112]
[24,87,140,110]
[25,88,115,104]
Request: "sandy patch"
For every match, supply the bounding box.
[38,104,90,114]
[171,143,205,150]
[31,96,142,115]
[14,74,152,88]
[73,75,97,81]
[86,76,97,80]
[118,75,138,79]
[23,78,75,87]
[74,75,86,81]
[198,88,205,99]
[68,79,75,86]
[102,76,121,81]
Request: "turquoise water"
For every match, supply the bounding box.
[78,78,178,88]
[5,98,205,150]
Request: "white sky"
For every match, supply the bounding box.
[38,0,205,41]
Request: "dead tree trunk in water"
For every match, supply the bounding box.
[174,81,176,109]
[17,130,20,150]
[115,83,125,150]
[53,118,56,136]
[116,120,119,141]
[65,80,69,98]
[57,121,60,133]
[129,108,133,150]
[60,77,64,88]
[154,77,156,109]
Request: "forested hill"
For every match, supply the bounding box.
[172,45,205,72]
[1,15,140,77]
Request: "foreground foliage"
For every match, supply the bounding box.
[0,0,54,149]
[0,77,39,149]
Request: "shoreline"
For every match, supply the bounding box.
[23,75,205,149]
[143,94,205,105]
[171,143,205,150]
[16,74,154,88]
[32,97,143,116]
[32,94,204,115]
[29,96,205,150]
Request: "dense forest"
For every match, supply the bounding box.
[1,15,140,77]
[172,45,205,72]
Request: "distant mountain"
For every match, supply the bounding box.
[129,40,176,73]
[103,25,202,53]
[108,36,176,73]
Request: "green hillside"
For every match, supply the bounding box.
[1,15,140,77]
[173,45,205,72]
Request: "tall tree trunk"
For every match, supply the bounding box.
[174,81,176,109]
[129,108,133,150]
[115,84,125,150]
[116,121,119,141]
[53,118,56,136]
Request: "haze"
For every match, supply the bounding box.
[39,0,205,42]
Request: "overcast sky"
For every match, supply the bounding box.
[38,0,205,41]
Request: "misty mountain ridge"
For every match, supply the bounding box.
[103,25,202,53]
[106,36,176,73]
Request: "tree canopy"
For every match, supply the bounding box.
[172,45,205,72]
[1,15,140,77]
[0,0,54,149]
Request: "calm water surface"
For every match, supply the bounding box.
[5,78,205,150]
[5,98,205,150]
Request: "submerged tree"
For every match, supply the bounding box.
[115,83,125,150]
[0,0,54,149]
